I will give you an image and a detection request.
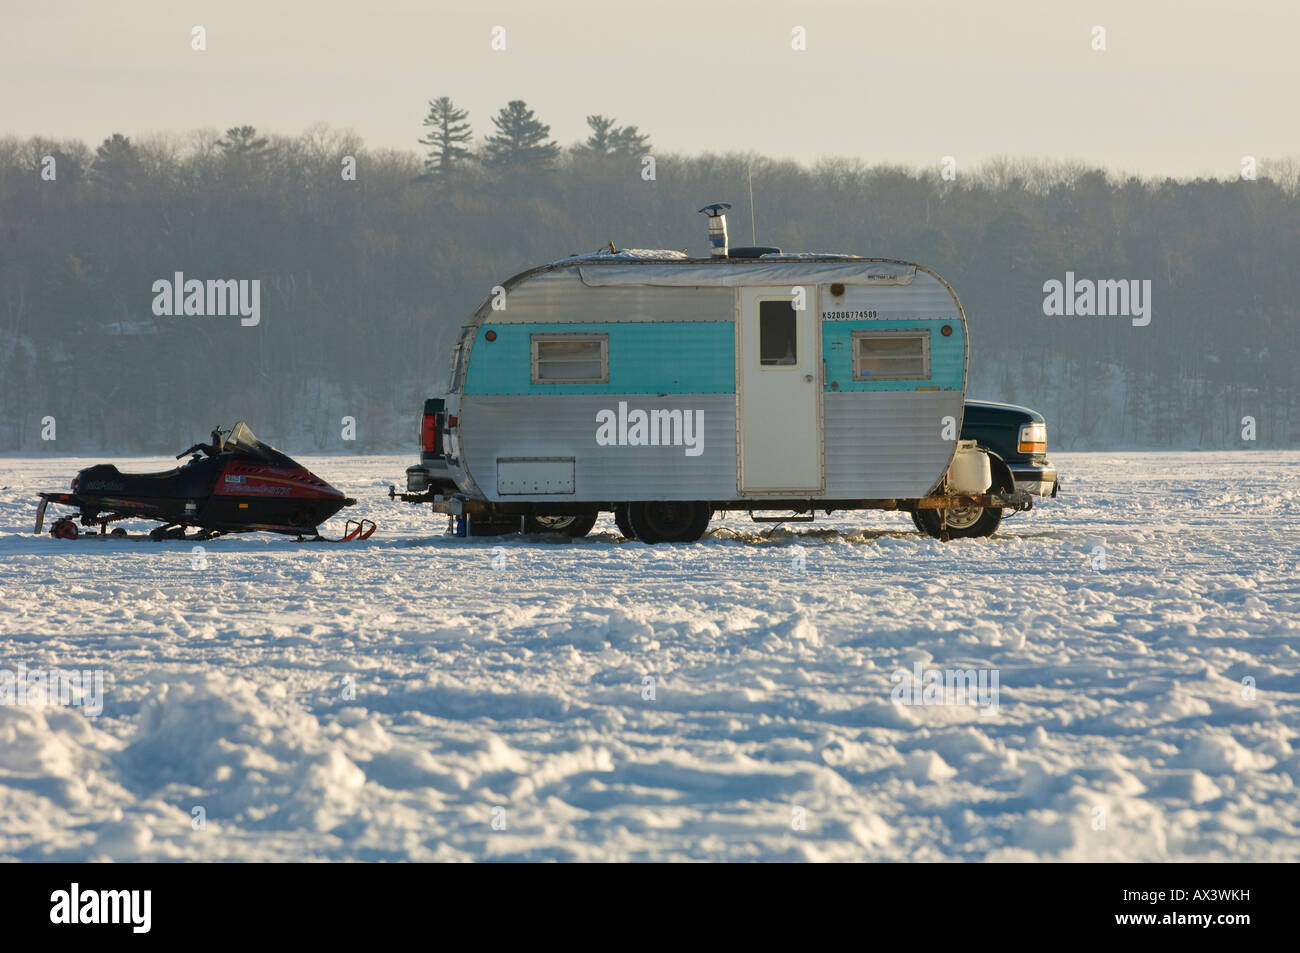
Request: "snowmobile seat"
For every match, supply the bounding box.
[75,462,211,499]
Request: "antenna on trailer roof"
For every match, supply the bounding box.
[747,165,757,245]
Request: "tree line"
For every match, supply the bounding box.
[0,104,1296,454]
[417,97,650,175]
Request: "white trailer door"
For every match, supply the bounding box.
[736,286,823,493]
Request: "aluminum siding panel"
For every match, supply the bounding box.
[822,391,963,497]
[486,270,733,323]
[459,394,738,502]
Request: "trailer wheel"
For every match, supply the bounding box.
[914,475,1010,540]
[614,504,636,540]
[524,513,598,538]
[626,501,711,544]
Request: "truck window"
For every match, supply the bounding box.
[531,333,609,384]
[759,300,797,366]
[852,330,930,381]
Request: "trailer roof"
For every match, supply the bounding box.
[461,253,963,332]
[574,257,916,288]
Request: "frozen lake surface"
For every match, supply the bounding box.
[0,451,1297,861]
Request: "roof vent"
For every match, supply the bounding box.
[698,203,731,257]
[727,246,782,259]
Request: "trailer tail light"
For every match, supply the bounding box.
[421,413,442,454]
[1018,422,1047,455]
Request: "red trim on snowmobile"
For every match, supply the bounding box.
[211,463,347,500]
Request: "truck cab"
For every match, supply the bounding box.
[960,399,1059,498]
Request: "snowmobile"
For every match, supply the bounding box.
[35,422,373,541]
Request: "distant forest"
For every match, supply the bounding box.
[2,99,1298,454]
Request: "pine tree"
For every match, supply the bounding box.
[581,115,651,157]
[89,133,142,190]
[418,97,474,173]
[583,115,617,153]
[483,100,559,169]
[609,124,650,156]
[216,125,270,157]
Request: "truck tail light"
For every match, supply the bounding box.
[1018,422,1047,455]
[421,412,442,454]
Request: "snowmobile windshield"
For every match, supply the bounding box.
[221,422,297,466]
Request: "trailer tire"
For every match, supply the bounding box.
[915,504,1002,539]
[626,501,711,544]
[523,513,598,538]
[614,504,636,540]
[914,471,1012,540]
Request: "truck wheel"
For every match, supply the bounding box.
[524,513,598,538]
[626,501,711,544]
[614,504,636,540]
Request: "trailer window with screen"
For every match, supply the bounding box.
[852,330,930,381]
[531,334,608,384]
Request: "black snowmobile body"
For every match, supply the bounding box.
[36,422,358,539]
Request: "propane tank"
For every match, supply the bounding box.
[947,440,992,494]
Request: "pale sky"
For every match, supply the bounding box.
[2,0,1296,177]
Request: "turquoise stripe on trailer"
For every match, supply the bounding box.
[821,320,965,392]
[464,321,736,396]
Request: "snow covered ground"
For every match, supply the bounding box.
[0,451,1296,862]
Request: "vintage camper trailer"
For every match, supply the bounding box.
[394,207,1050,542]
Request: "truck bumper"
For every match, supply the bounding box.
[1008,461,1059,497]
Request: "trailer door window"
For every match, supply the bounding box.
[759,301,798,366]
[852,330,930,380]
[531,333,609,384]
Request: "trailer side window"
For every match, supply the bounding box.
[852,330,930,380]
[531,333,609,384]
[448,341,465,390]
[759,301,798,366]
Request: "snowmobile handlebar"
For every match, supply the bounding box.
[176,427,229,459]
